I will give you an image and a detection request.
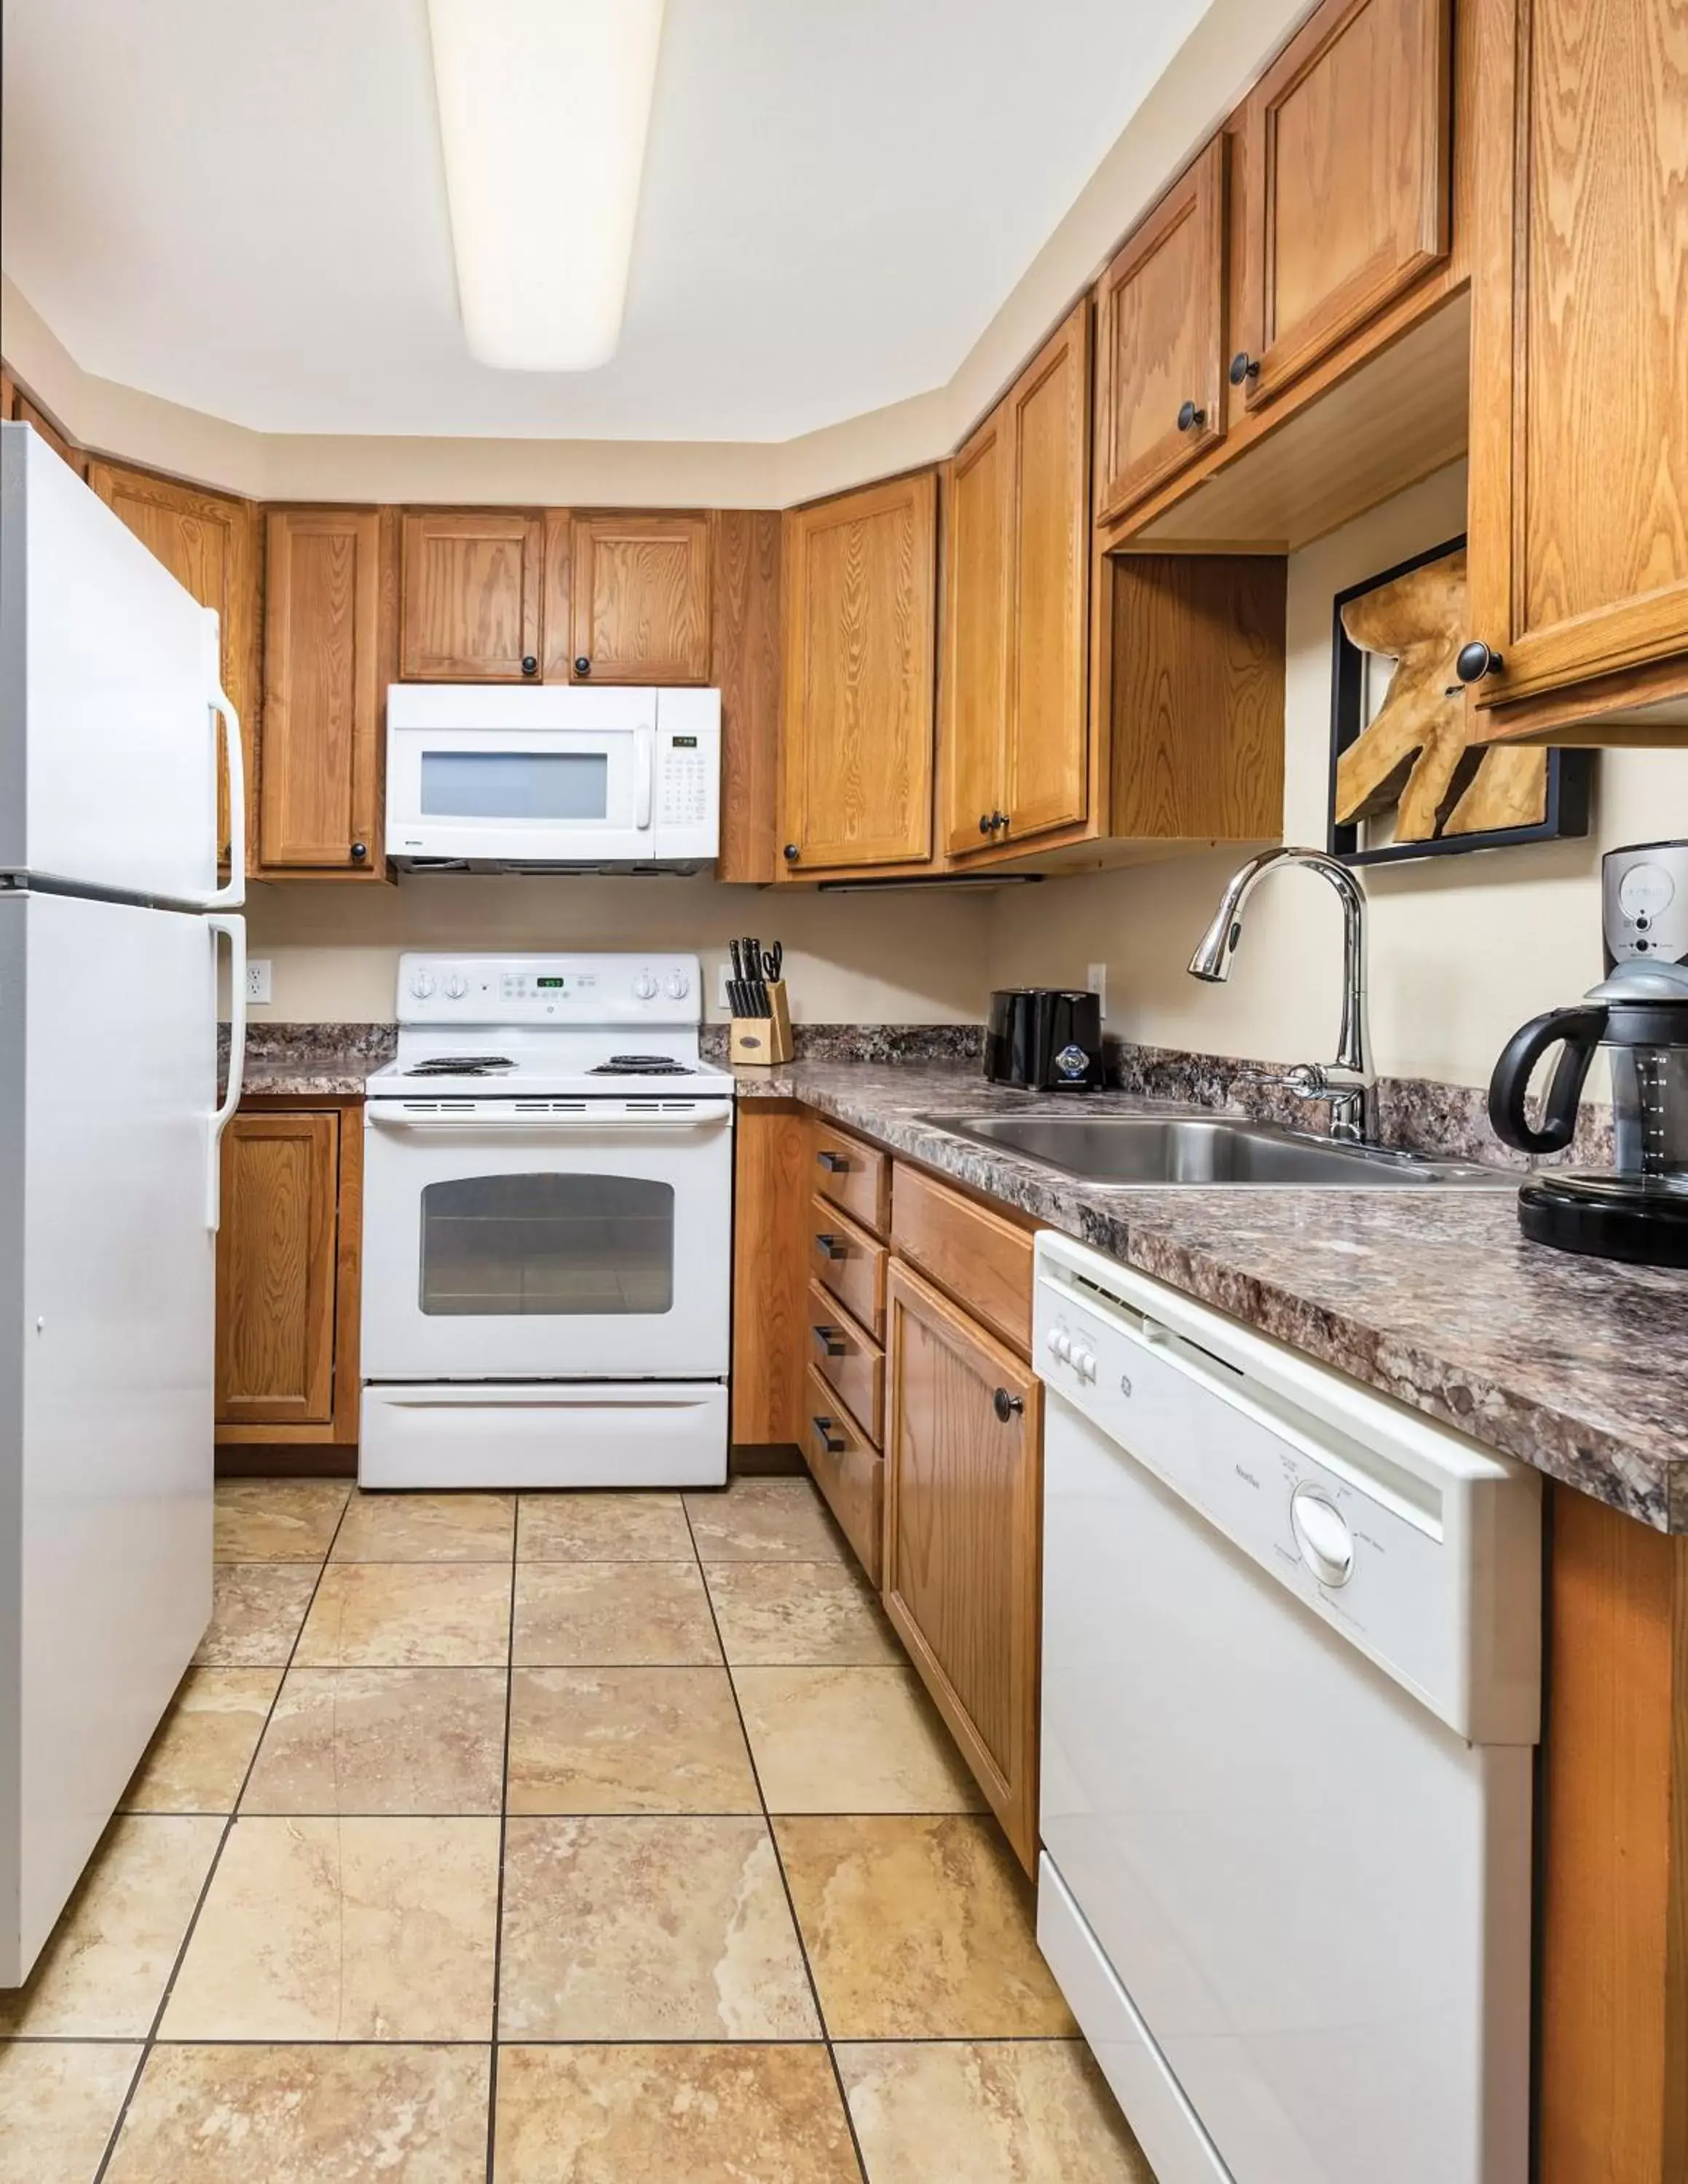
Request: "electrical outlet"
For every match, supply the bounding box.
[715,965,731,1012]
[245,957,272,1005]
[1086,962,1107,1018]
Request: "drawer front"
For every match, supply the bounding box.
[891,1163,1036,1356]
[803,1366,884,1585]
[811,1121,889,1234]
[808,1195,888,1339]
[807,1279,885,1445]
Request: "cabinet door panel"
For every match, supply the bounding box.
[567,513,711,684]
[216,1112,339,1427]
[1468,0,1688,716]
[780,471,938,872]
[883,1262,1042,1871]
[399,510,541,679]
[1004,299,1091,841]
[940,416,1010,856]
[261,508,389,872]
[1095,136,1227,525]
[86,462,259,866]
[1242,0,1451,410]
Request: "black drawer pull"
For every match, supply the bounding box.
[993,1387,1025,1423]
[815,1233,848,1259]
[812,1324,848,1358]
[816,1150,850,1174]
[812,1415,846,1455]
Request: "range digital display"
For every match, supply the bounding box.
[535,976,567,989]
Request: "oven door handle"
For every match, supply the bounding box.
[367,1105,732,1132]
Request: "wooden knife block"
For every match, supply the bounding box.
[729,981,794,1067]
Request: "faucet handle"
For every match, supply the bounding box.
[1239,1063,1325,1093]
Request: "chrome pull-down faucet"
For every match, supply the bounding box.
[1188,847,1379,1144]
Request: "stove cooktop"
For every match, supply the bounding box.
[589,1055,695,1077]
[403,1055,516,1078]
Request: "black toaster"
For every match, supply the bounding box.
[984,988,1104,1091]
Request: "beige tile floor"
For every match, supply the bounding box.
[1,1473,1156,2184]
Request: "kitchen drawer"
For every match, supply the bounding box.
[808,1195,888,1340]
[807,1279,885,1446]
[803,1366,884,1585]
[891,1163,1036,1356]
[811,1121,889,1235]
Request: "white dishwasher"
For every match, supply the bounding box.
[1033,1233,1541,2184]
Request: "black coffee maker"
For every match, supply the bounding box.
[1488,840,1688,1267]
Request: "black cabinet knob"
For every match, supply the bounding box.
[979,812,995,835]
[350,841,368,862]
[1456,641,1506,683]
[1177,400,1206,432]
[783,842,800,863]
[520,654,537,676]
[1228,352,1261,386]
[574,655,591,676]
[992,810,1009,832]
[993,1387,1025,1423]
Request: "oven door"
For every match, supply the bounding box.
[386,691,656,864]
[362,1096,733,1382]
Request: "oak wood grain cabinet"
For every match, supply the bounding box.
[261,507,394,877]
[711,510,784,885]
[1094,136,1228,526]
[4,376,85,476]
[398,509,543,680]
[1229,0,1452,416]
[85,460,261,869]
[215,1101,362,1445]
[883,1258,1043,1872]
[1464,0,1688,745]
[729,1101,811,1450]
[778,470,939,875]
[940,405,1011,858]
[551,510,711,684]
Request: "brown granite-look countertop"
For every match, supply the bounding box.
[226,1024,395,1097]
[735,1059,1688,1534]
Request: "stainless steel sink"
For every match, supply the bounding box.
[918,1112,1515,1189]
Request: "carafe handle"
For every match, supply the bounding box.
[1488,1006,1608,1155]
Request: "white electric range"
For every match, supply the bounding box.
[360,951,735,1489]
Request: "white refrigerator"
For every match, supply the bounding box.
[0,421,246,1985]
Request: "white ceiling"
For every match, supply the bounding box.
[1,0,1211,441]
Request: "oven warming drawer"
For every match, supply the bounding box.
[360,1380,728,1489]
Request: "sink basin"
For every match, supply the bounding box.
[919,1112,1515,1189]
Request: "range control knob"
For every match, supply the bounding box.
[409,970,436,1000]
[442,973,469,1000]
[632,973,659,1000]
[1290,1484,1355,1588]
[665,970,691,1000]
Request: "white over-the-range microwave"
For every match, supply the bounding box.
[385,685,720,871]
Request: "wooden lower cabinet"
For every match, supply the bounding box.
[883,1259,1043,1872]
[730,1101,811,1448]
[216,1101,362,1445]
[803,1368,884,1586]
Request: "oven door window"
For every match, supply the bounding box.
[419,750,610,822]
[418,1173,674,1315]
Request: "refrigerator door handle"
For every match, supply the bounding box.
[206,911,246,1230]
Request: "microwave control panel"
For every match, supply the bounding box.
[658,733,712,831]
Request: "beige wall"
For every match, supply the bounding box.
[243,871,993,1026]
[987,462,1688,1089]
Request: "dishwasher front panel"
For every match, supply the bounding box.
[1040,1388,1533,2184]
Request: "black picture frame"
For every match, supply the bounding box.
[1326,532,1592,866]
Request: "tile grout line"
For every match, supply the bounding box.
[683,1488,875,2184]
[90,1481,357,2184]
[483,1497,521,2184]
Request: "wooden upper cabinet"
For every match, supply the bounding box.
[261,508,391,874]
[883,1260,1043,1872]
[1095,135,1228,526]
[780,470,939,873]
[1464,0,1688,734]
[1234,0,1451,414]
[11,389,86,477]
[560,511,711,684]
[85,460,259,865]
[1003,299,1091,842]
[398,510,542,680]
[216,1109,340,1428]
[940,411,1010,856]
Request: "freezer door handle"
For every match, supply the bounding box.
[207,912,245,1229]
[187,609,246,910]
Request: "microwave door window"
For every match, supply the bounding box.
[418,1174,675,1315]
[419,751,610,822]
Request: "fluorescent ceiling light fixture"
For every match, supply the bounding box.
[427,0,666,371]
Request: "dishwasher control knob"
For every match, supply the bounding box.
[1046,1330,1072,1363]
[1290,1484,1355,1588]
[442,972,468,1000]
[409,970,436,1000]
[632,973,659,1000]
[1073,1348,1097,1382]
[665,970,690,1000]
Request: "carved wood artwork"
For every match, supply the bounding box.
[1334,546,1547,840]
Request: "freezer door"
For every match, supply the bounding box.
[0,422,230,903]
[0,890,217,1984]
